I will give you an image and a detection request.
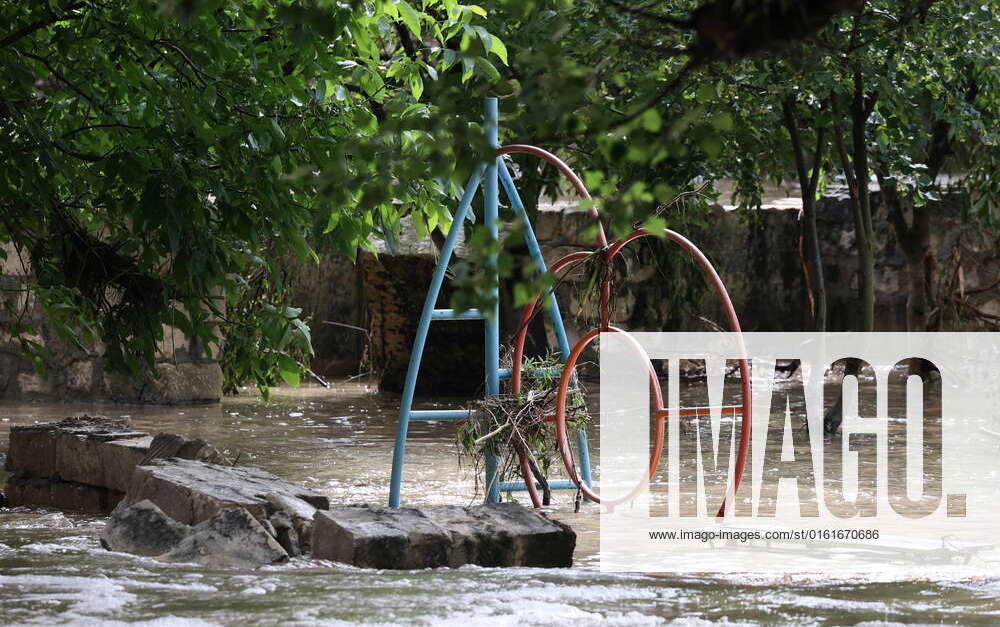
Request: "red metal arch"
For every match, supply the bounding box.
[497,144,751,517]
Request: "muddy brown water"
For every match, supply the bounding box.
[1,382,998,625]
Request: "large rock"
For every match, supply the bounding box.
[311,503,576,569]
[101,499,190,556]
[160,507,289,569]
[3,416,232,513]
[101,500,288,569]
[125,457,327,556]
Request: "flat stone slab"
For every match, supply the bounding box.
[125,458,329,552]
[311,503,576,569]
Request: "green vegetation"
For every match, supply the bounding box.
[1,0,508,393]
[1,0,996,392]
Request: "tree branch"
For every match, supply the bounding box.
[809,126,825,197]
[782,96,810,192]
[62,123,141,139]
[0,2,85,49]
[607,0,691,29]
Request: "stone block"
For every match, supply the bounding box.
[311,506,451,570]
[125,458,329,528]
[99,436,154,492]
[143,362,224,404]
[5,416,145,487]
[311,503,576,569]
[425,503,576,568]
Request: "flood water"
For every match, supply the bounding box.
[2,381,999,625]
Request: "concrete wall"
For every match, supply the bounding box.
[287,191,997,393]
[0,243,222,404]
[532,191,999,339]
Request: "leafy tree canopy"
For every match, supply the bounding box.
[1,0,508,393]
[2,0,995,394]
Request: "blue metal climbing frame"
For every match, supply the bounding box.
[387,98,594,508]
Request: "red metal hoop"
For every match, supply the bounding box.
[496,144,750,516]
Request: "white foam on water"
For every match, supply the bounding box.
[0,573,222,624]
[0,574,137,619]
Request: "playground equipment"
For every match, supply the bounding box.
[388,98,752,514]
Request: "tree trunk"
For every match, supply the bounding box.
[850,72,876,333]
[781,97,828,332]
[881,181,936,331]
[830,74,876,333]
[802,195,827,331]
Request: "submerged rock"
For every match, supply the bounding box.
[5,475,122,515]
[101,500,289,568]
[101,499,189,556]
[268,510,303,557]
[311,503,576,569]
[265,492,320,553]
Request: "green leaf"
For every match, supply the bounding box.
[490,36,508,65]
[641,109,661,132]
[711,112,733,132]
[397,0,421,38]
[277,354,301,386]
[409,73,423,100]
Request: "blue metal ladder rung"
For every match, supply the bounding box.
[498,480,580,492]
[409,409,471,422]
[430,308,485,320]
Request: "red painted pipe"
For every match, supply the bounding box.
[552,326,665,508]
[605,229,752,517]
[510,250,592,509]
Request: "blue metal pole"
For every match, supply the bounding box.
[388,166,485,508]
[497,159,570,357]
[497,158,594,495]
[484,97,502,504]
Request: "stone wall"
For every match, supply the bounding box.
[316,192,996,391]
[1,243,223,403]
[532,191,999,338]
[284,249,364,377]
